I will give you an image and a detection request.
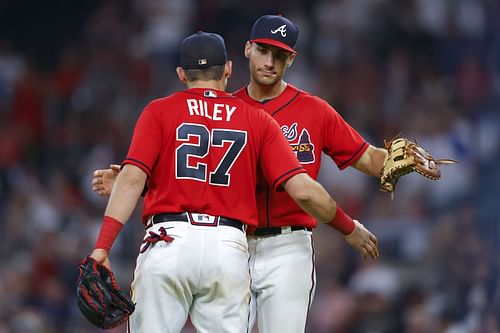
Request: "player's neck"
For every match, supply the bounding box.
[186,80,226,92]
[247,80,287,102]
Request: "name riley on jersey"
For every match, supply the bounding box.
[186,99,236,122]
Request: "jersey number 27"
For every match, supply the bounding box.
[175,123,247,186]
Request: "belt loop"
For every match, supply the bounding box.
[282,226,292,234]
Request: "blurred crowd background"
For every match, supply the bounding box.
[0,0,499,332]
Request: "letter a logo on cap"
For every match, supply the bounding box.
[271,25,287,37]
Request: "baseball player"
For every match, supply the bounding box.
[88,31,378,333]
[231,15,389,333]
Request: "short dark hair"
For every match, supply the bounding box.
[183,64,225,81]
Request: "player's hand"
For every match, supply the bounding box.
[90,248,111,270]
[344,220,379,260]
[92,164,120,196]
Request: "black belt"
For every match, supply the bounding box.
[253,226,312,237]
[146,213,245,232]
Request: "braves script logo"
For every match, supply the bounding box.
[282,123,315,163]
[281,123,297,140]
[271,25,287,37]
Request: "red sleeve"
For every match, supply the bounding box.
[322,101,368,170]
[122,102,162,177]
[258,112,305,190]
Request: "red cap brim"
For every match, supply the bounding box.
[250,38,297,54]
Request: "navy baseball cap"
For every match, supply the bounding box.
[249,15,299,54]
[180,31,227,69]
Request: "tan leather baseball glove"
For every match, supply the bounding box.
[380,136,458,193]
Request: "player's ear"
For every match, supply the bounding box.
[287,53,296,68]
[244,41,252,58]
[224,61,232,79]
[176,67,187,84]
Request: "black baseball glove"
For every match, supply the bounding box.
[76,256,135,329]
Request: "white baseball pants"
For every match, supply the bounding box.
[128,219,251,333]
[247,228,315,333]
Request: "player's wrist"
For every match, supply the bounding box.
[326,206,355,235]
[95,216,123,252]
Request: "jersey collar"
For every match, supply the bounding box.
[240,83,300,115]
[183,87,235,99]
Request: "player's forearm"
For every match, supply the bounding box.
[95,164,146,253]
[352,145,387,177]
[283,173,357,235]
[283,173,337,222]
[104,164,147,223]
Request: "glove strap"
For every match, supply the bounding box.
[326,206,355,235]
[95,216,124,252]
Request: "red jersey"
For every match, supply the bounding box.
[234,84,368,229]
[123,88,305,226]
